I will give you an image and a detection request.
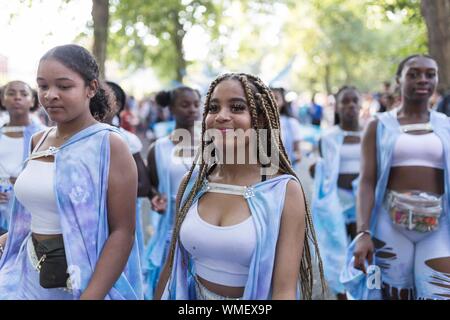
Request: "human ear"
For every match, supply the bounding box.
[87,79,99,98]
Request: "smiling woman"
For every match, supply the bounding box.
[155,73,325,300]
[344,55,450,300]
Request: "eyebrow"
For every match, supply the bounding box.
[210,97,247,103]
[407,67,437,71]
[36,77,75,81]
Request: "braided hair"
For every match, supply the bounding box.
[167,73,325,299]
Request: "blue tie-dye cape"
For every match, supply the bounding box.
[0,123,143,299]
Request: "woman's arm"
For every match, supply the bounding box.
[308,139,322,178]
[354,119,378,273]
[271,180,306,300]
[133,152,151,197]
[146,143,167,213]
[146,143,159,200]
[80,133,138,300]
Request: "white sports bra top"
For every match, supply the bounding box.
[14,128,62,234]
[0,134,24,178]
[339,143,361,174]
[14,160,61,234]
[391,132,444,169]
[179,182,257,287]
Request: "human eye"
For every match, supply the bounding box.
[427,71,436,79]
[208,103,219,113]
[230,103,246,112]
[37,84,48,90]
[407,71,417,79]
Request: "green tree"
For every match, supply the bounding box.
[108,0,220,83]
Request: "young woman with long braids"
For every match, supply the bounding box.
[0,81,45,234]
[155,73,324,300]
[343,55,450,300]
[143,86,201,299]
[0,44,142,299]
[311,86,363,300]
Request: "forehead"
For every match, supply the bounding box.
[37,58,82,80]
[211,79,245,100]
[338,89,360,101]
[175,89,199,101]
[404,57,438,71]
[5,81,31,92]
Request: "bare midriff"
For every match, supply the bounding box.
[338,174,358,190]
[387,166,444,195]
[197,275,245,298]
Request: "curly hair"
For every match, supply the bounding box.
[40,44,112,121]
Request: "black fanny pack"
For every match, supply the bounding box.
[32,236,69,289]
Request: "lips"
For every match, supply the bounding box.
[414,87,431,94]
[46,106,64,112]
[217,128,234,133]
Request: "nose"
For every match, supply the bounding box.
[44,87,58,101]
[215,108,231,122]
[13,92,22,100]
[417,72,429,84]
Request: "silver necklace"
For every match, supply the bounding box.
[1,126,25,133]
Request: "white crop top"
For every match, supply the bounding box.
[391,132,444,169]
[180,200,256,287]
[339,143,361,174]
[0,135,24,178]
[14,159,62,234]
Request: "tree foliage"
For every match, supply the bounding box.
[108,0,220,83]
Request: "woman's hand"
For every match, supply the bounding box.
[353,233,374,274]
[151,194,167,213]
[0,192,9,204]
[0,233,8,258]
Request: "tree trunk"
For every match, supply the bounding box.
[324,63,332,95]
[173,18,186,83]
[420,0,450,92]
[92,0,109,80]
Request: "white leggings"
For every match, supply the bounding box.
[373,204,450,300]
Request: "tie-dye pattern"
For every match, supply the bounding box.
[0,123,143,299]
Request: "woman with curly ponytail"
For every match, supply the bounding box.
[0,44,142,300]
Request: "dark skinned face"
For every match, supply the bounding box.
[171,90,200,128]
[398,57,438,103]
[337,89,361,124]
